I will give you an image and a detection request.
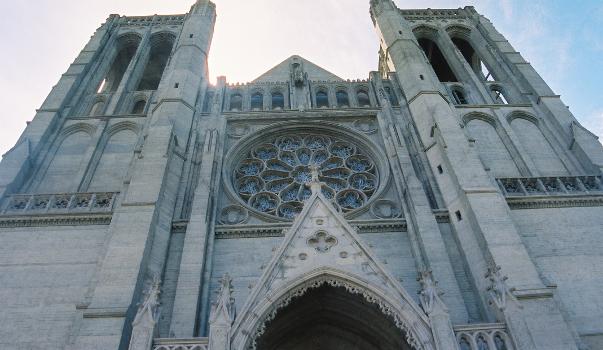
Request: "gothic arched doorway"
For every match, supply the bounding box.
[255,284,414,350]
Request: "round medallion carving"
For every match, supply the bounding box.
[371,200,402,219]
[219,205,249,225]
[231,130,381,220]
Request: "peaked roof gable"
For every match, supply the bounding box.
[252,55,344,83]
[231,189,434,350]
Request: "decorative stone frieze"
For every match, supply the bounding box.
[0,214,113,228]
[497,175,602,197]
[1,192,119,215]
[497,176,603,209]
[152,338,209,350]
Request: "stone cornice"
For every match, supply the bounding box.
[0,213,113,228]
[172,219,408,239]
[224,109,378,121]
[506,195,603,210]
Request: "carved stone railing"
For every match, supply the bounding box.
[0,192,119,215]
[399,8,472,20]
[454,323,515,350]
[152,338,209,350]
[497,175,602,197]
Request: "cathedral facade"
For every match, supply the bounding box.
[1,1,603,349]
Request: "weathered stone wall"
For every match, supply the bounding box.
[512,206,603,344]
[0,225,109,350]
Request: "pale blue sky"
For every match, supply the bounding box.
[0,0,602,156]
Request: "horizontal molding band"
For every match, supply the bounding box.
[0,214,113,228]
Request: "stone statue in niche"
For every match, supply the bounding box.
[291,62,305,87]
[371,200,402,219]
[219,205,249,225]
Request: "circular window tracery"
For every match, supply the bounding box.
[234,132,379,220]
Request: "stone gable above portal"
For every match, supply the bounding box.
[252,55,344,83]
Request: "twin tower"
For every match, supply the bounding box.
[1,1,602,349]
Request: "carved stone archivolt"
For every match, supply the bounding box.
[246,274,432,350]
[371,199,403,219]
[219,205,249,225]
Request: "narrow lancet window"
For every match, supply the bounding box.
[418,38,458,82]
[251,93,263,110]
[137,33,176,91]
[230,94,243,111]
[336,91,349,107]
[272,92,285,109]
[316,91,329,108]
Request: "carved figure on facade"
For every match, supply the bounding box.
[417,269,446,315]
[485,265,517,311]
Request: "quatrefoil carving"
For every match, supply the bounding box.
[307,231,338,253]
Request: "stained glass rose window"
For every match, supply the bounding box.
[233,133,378,220]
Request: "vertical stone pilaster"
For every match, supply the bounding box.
[170,117,224,337]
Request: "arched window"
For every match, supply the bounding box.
[98,34,141,93]
[137,33,175,91]
[316,91,329,108]
[230,94,243,111]
[490,86,510,104]
[272,92,285,109]
[90,100,105,116]
[336,90,349,107]
[131,100,146,114]
[357,90,371,107]
[251,93,263,110]
[384,86,399,106]
[452,88,468,105]
[418,38,458,82]
[451,37,496,81]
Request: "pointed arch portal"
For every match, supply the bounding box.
[255,282,413,350]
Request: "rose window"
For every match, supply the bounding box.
[234,133,378,220]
